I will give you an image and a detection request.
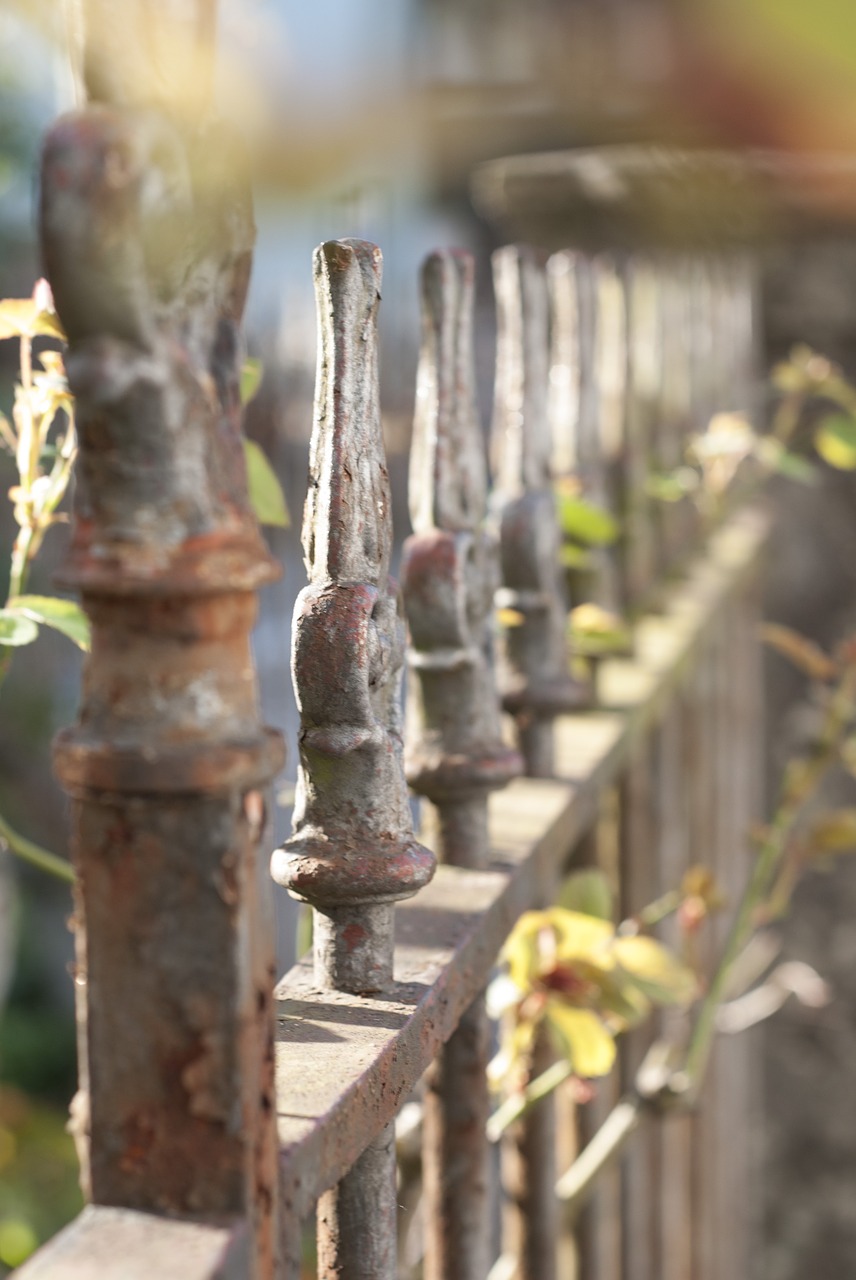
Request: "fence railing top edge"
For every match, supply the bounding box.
[14,1206,249,1280]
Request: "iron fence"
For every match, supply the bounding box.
[18,17,765,1280]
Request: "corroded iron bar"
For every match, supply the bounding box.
[403,248,520,862]
[316,1124,398,1280]
[272,239,435,994]
[42,65,284,1279]
[271,239,434,1279]
[591,253,630,617]
[402,249,521,1280]
[623,256,661,608]
[491,245,585,778]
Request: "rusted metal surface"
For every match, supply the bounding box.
[491,244,587,777]
[271,239,435,995]
[40,20,283,1275]
[15,1206,249,1280]
[270,240,434,1277]
[316,1125,398,1280]
[501,1025,558,1280]
[274,508,767,1223]
[403,248,521,865]
[402,248,520,1279]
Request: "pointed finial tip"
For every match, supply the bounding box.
[314,238,383,295]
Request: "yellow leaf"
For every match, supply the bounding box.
[815,415,856,470]
[502,912,551,989]
[0,298,65,342]
[545,1000,616,1077]
[808,809,856,853]
[547,908,614,961]
[611,936,697,1005]
[496,606,525,628]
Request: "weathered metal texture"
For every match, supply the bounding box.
[15,1206,249,1280]
[623,257,661,609]
[316,1124,398,1280]
[655,258,696,570]
[491,244,586,777]
[591,253,630,617]
[270,239,434,1279]
[401,249,520,1279]
[41,31,284,1278]
[273,509,768,1221]
[501,1025,558,1280]
[403,248,521,866]
[271,239,435,997]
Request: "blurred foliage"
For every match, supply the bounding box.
[0,1085,82,1274]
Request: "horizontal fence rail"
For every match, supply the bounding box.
[18,10,769,1279]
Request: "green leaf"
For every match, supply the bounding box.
[240,357,264,406]
[815,414,856,470]
[556,494,619,546]
[645,468,698,503]
[557,869,614,921]
[754,437,819,485]
[8,596,90,651]
[558,543,593,571]
[244,438,289,528]
[0,611,38,646]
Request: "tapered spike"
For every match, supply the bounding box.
[273,238,435,996]
[492,244,552,495]
[409,249,487,536]
[303,239,391,588]
[403,247,520,862]
[491,244,589,777]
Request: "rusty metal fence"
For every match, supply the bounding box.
[19,22,766,1280]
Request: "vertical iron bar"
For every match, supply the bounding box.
[619,746,659,1280]
[492,244,585,778]
[502,1026,558,1280]
[271,239,435,1279]
[42,11,285,1271]
[624,256,661,612]
[591,253,630,620]
[655,695,694,1280]
[402,249,521,1280]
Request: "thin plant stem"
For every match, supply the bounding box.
[0,811,75,884]
[487,1059,573,1142]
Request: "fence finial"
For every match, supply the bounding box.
[272,238,435,995]
[403,248,521,867]
[491,244,586,777]
[42,77,283,1273]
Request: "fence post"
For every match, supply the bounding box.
[401,248,522,1280]
[41,41,285,1277]
[491,244,585,778]
[271,239,435,1279]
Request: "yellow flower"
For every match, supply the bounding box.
[490,908,697,1083]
